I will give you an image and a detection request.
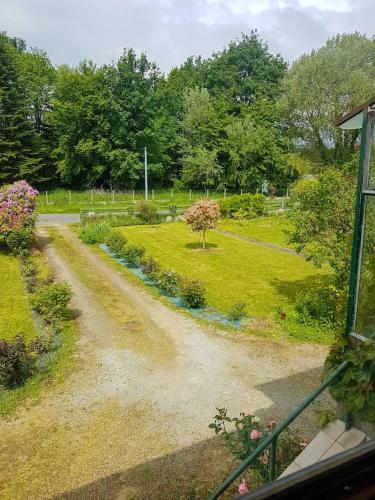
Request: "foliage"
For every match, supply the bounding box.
[0,334,35,387]
[185,199,221,248]
[287,167,355,303]
[5,227,33,256]
[326,340,375,422]
[278,33,375,166]
[168,205,177,218]
[227,302,247,321]
[120,243,145,266]
[294,281,340,328]
[313,404,337,430]
[79,221,111,244]
[156,269,182,297]
[104,231,128,254]
[180,278,205,308]
[209,408,305,481]
[140,256,161,277]
[0,34,51,185]
[0,180,38,235]
[219,194,266,219]
[136,200,159,223]
[32,282,72,323]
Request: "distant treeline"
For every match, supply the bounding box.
[0,30,374,190]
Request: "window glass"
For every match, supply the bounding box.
[356,196,375,339]
[367,113,375,189]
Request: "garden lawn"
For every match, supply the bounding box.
[116,222,328,319]
[218,216,293,247]
[0,249,37,342]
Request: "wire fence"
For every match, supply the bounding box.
[38,188,290,208]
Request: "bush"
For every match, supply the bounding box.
[21,259,39,292]
[227,302,247,321]
[209,408,306,483]
[294,284,338,327]
[105,231,127,254]
[32,282,72,322]
[169,204,177,218]
[0,334,35,387]
[140,256,160,277]
[5,227,33,256]
[79,221,111,244]
[120,244,145,266]
[219,194,266,219]
[156,269,182,296]
[180,278,205,308]
[29,331,56,355]
[136,201,158,223]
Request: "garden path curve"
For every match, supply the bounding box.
[0,226,329,499]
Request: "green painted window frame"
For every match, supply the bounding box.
[346,106,375,341]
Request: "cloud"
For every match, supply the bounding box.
[0,0,373,72]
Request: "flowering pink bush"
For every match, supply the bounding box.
[0,181,38,235]
[250,429,262,440]
[184,199,220,248]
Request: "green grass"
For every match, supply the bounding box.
[0,245,77,416]
[0,248,37,342]
[37,188,285,214]
[218,216,293,247]
[116,222,328,318]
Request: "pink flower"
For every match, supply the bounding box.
[250,429,262,440]
[238,479,249,496]
[299,439,309,448]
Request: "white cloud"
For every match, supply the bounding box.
[0,0,373,71]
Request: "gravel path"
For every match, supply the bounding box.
[0,226,329,499]
[37,213,81,225]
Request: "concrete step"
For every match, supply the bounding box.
[279,420,368,479]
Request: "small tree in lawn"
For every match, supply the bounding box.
[185,199,221,249]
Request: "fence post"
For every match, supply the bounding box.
[270,437,278,481]
[112,190,115,203]
[240,188,243,195]
[68,190,71,204]
[224,188,226,198]
[207,188,209,198]
[171,188,173,199]
[132,189,135,202]
[152,189,154,200]
[287,188,289,197]
[90,190,94,203]
[189,189,192,200]
[45,190,48,205]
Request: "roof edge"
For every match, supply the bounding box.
[336,96,375,127]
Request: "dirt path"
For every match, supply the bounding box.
[0,227,329,499]
[215,228,297,255]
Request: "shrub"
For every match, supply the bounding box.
[79,221,111,244]
[32,282,72,322]
[120,244,145,266]
[105,231,127,254]
[180,278,205,308]
[29,331,56,355]
[0,334,35,387]
[136,201,158,223]
[127,205,135,216]
[209,408,306,482]
[294,284,338,327]
[21,259,39,292]
[169,204,177,218]
[5,227,33,256]
[219,194,266,219]
[227,302,247,321]
[0,180,38,234]
[156,269,182,296]
[140,256,160,277]
[185,199,221,248]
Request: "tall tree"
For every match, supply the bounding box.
[0,33,46,184]
[279,33,375,166]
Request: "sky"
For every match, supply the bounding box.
[0,0,374,72]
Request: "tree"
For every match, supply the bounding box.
[279,33,375,166]
[0,34,46,184]
[185,199,221,249]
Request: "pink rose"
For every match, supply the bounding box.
[238,479,249,495]
[250,429,262,440]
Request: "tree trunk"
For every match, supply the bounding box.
[202,230,206,249]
